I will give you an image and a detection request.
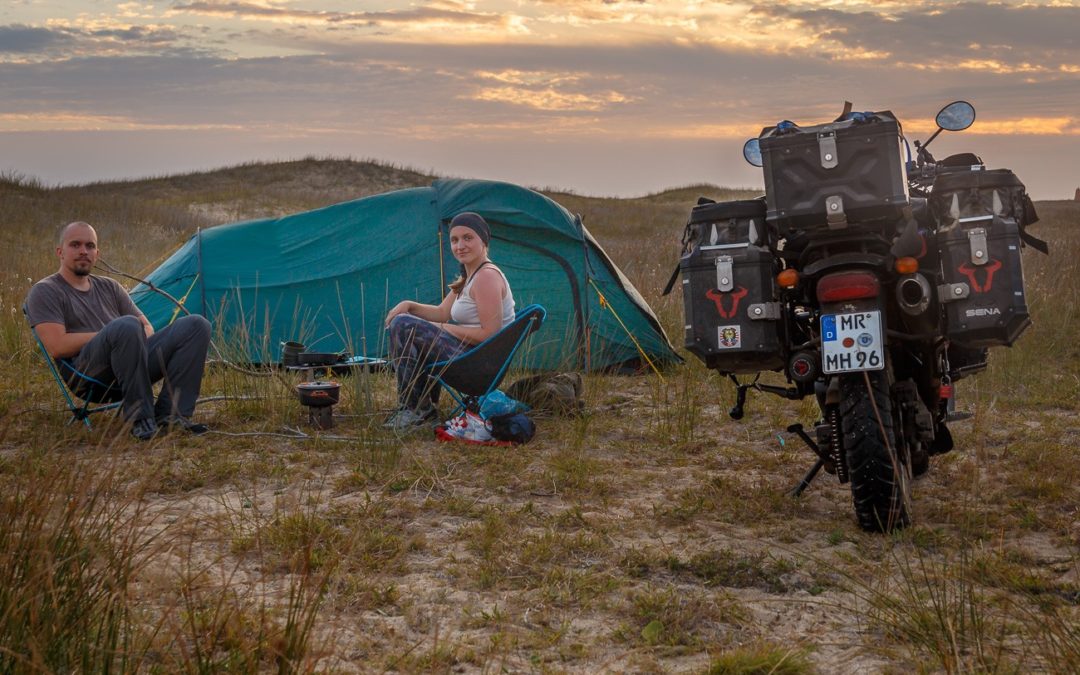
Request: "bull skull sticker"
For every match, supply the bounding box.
[705,287,748,319]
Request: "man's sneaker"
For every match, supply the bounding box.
[157,415,210,435]
[443,410,493,442]
[131,418,160,441]
[383,404,437,431]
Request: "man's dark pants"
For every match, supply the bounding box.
[71,314,211,423]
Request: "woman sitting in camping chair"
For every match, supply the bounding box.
[383,212,516,431]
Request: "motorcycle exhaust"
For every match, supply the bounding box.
[896,273,932,315]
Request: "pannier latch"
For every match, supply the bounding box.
[938,282,970,303]
[825,195,847,229]
[818,130,838,169]
[967,227,988,266]
[715,255,734,291]
[748,302,782,320]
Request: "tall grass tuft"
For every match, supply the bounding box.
[0,451,157,671]
[156,489,335,672]
[834,541,1080,672]
[705,643,814,674]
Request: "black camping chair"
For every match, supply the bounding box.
[23,306,123,429]
[424,304,546,418]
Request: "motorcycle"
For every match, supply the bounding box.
[668,101,1046,532]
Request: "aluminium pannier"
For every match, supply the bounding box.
[933,169,1034,347]
[679,199,784,374]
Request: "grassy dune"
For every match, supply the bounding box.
[0,160,1077,673]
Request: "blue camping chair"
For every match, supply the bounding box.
[23,306,123,428]
[424,304,546,417]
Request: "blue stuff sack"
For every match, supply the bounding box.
[488,413,536,444]
[479,390,530,418]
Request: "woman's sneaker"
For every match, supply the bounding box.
[383,404,437,431]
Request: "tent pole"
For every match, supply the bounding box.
[360,282,367,358]
[197,227,207,316]
[576,214,591,371]
[438,224,446,299]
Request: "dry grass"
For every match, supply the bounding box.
[1,162,1077,672]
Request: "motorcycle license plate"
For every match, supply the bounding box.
[821,311,885,373]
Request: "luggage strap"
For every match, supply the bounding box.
[662,264,680,296]
[1019,194,1048,255]
[664,220,696,296]
[1019,226,1049,255]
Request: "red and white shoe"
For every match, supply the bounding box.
[443,410,493,442]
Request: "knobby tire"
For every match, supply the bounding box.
[840,369,911,532]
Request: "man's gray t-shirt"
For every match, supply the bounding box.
[26,273,141,333]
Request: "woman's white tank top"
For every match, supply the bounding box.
[450,263,516,328]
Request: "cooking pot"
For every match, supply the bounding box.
[281,340,306,367]
[296,381,341,407]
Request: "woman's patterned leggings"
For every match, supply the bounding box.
[387,314,467,409]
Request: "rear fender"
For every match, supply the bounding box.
[820,296,884,317]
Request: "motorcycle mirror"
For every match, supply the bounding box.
[935,100,976,132]
[743,138,763,167]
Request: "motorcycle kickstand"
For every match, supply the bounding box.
[785,423,832,497]
[728,375,801,421]
[790,459,826,498]
[728,374,753,420]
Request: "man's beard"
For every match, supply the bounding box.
[73,261,92,276]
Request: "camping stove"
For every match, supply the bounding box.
[295,381,340,430]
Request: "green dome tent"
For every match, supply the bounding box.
[131,179,680,372]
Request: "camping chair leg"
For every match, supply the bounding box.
[53,371,81,416]
[73,417,92,429]
[60,379,112,429]
[45,354,120,430]
[51,369,98,428]
[438,382,467,417]
[69,401,122,429]
[26,307,123,430]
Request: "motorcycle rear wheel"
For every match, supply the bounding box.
[840,369,912,532]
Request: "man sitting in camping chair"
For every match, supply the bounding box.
[383,212,517,431]
[26,221,212,441]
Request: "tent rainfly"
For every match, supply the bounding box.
[132,179,680,372]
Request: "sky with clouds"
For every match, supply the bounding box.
[1,0,1078,198]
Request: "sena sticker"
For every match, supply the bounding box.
[717,325,741,349]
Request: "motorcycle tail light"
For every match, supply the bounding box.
[816,271,880,302]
